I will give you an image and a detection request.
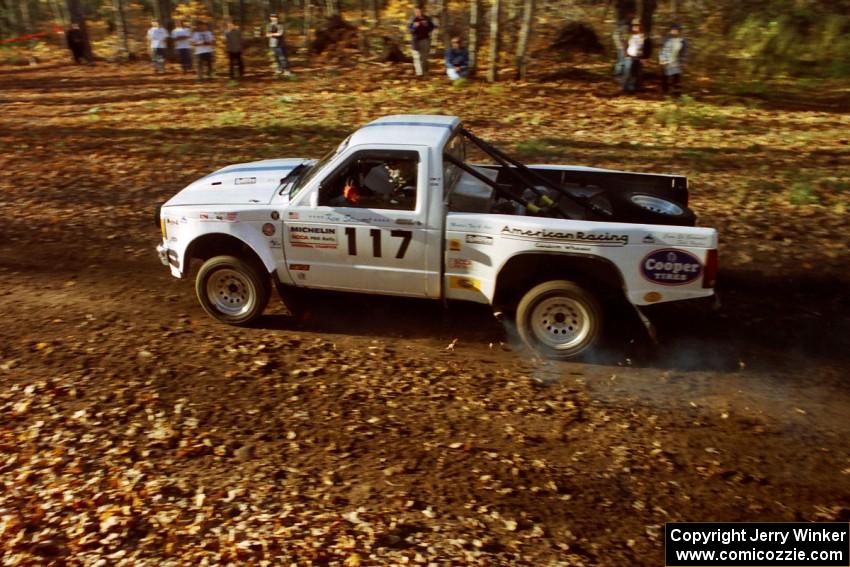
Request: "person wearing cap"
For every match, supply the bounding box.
[408,6,435,77]
[266,13,291,77]
[147,19,169,74]
[172,20,193,73]
[659,23,688,97]
[191,21,215,80]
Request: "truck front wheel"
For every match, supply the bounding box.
[196,255,270,326]
[515,280,602,360]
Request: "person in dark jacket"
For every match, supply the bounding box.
[224,20,244,79]
[66,22,86,64]
[407,7,435,77]
[444,36,469,81]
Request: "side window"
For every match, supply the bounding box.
[443,133,464,194]
[318,150,419,211]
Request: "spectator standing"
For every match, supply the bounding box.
[621,22,645,93]
[266,13,291,77]
[147,20,169,74]
[66,22,87,64]
[225,20,244,79]
[444,36,469,81]
[659,23,688,97]
[192,21,215,80]
[172,20,193,73]
[408,7,435,77]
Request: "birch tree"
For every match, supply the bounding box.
[468,0,479,75]
[487,0,500,82]
[514,0,533,79]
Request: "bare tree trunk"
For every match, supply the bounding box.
[369,0,378,27]
[438,0,449,50]
[65,0,93,60]
[514,0,533,79]
[223,0,230,21]
[239,0,245,28]
[19,0,33,33]
[468,0,479,75]
[113,0,129,59]
[303,0,312,49]
[670,0,676,18]
[486,0,500,82]
[53,0,69,27]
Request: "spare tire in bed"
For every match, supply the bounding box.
[609,192,697,226]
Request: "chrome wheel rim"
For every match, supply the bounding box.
[206,268,255,317]
[530,296,591,350]
[630,194,683,216]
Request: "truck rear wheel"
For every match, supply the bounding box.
[516,280,602,360]
[196,255,270,326]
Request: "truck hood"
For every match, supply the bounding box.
[164,158,309,206]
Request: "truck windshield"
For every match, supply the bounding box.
[289,136,350,199]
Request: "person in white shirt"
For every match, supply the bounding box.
[171,20,193,73]
[621,22,645,93]
[659,23,688,97]
[191,21,215,80]
[147,20,168,74]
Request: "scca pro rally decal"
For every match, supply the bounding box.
[287,224,338,249]
[641,249,702,285]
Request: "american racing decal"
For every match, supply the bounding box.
[465,234,493,245]
[501,226,629,246]
[287,224,338,249]
[641,249,702,285]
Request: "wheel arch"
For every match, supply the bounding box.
[492,252,626,309]
[183,232,275,277]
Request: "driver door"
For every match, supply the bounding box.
[282,147,436,297]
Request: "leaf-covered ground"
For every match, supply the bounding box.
[1,57,849,565]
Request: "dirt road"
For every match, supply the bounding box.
[1,61,849,565]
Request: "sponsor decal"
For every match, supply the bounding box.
[289,264,310,271]
[642,234,656,244]
[287,211,299,220]
[271,211,280,220]
[262,223,276,236]
[501,226,629,246]
[234,177,257,185]
[533,242,591,252]
[165,217,180,226]
[449,276,481,291]
[287,224,338,249]
[450,258,472,269]
[465,234,493,245]
[179,216,188,224]
[641,249,702,286]
[199,212,238,222]
[448,239,462,251]
[644,291,662,302]
[268,239,281,248]
[659,232,712,247]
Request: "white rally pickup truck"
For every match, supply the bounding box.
[156,115,717,359]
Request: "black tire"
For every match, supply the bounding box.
[516,280,602,360]
[610,191,697,226]
[195,255,270,326]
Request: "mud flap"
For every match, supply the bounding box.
[633,305,658,344]
[273,278,301,318]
